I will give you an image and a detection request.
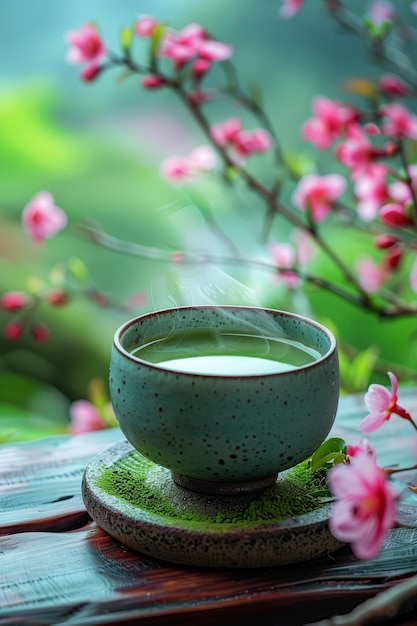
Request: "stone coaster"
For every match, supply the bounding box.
[82,440,344,568]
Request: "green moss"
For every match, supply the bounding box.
[96,451,328,528]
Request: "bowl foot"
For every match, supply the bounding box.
[171,472,278,495]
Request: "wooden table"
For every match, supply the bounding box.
[2,390,417,626]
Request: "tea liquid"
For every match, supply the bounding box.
[131,329,319,376]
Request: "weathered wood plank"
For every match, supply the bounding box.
[0,429,121,533]
[1,392,417,624]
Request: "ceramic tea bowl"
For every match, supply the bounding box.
[109,305,339,494]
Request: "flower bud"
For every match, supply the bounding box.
[4,320,24,340]
[1,291,30,312]
[374,233,399,249]
[91,292,109,307]
[141,75,166,89]
[186,90,211,106]
[31,323,50,342]
[135,17,158,38]
[380,203,413,228]
[81,64,102,82]
[384,245,403,270]
[379,75,408,97]
[192,58,211,80]
[46,290,69,306]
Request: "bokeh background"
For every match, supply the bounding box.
[1,1,416,440]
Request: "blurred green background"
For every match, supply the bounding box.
[1,1,416,441]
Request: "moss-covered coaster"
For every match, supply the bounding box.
[82,440,344,568]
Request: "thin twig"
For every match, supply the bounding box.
[306,574,417,626]
[77,222,417,319]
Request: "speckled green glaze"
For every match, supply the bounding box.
[109,306,339,486]
[82,441,345,568]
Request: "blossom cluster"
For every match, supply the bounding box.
[61,6,417,302]
[1,192,146,343]
[301,94,417,293]
[328,371,417,560]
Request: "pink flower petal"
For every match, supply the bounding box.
[364,384,391,412]
[358,411,389,433]
[22,191,67,244]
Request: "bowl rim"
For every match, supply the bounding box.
[112,305,338,379]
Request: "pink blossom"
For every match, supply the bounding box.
[301,97,358,150]
[161,145,217,182]
[380,103,417,139]
[378,75,408,97]
[69,400,107,434]
[353,165,389,221]
[388,165,417,204]
[158,23,232,67]
[196,39,233,62]
[269,242,299,288]
[135,16,158,38]
[336,124,374,175]
[161,155,193,182]
[356,256,387,293]
[233,128,273,156]
[211,117,242,146]
[291,173,346,222]
[125,292,148,309]
[188,145,217,171]
[366,1,395,26]
[388,181,412,205]
[380,203,413,228]
[210,118,272,161]
[22,192,67,244]
[346,439,375,461]
[294,229,316,265]
[279,0,304,18]
[65,23,106,79]
[328,451,398,559]
[359,371,411,432]
[160,31,199,65]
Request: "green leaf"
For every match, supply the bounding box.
[284,152,316,178]
[310,437,346,473]
[363,17,392,39]
[68,257,89,282]
[223,165,239,182]
[120,26,133,56]
[339,345,379,394]
[350,346,379,391]
[49,263,66,287]
[149,24,166,64]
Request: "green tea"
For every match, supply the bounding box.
[131,329,320,376]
